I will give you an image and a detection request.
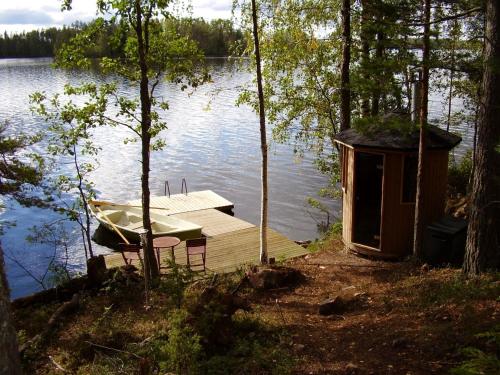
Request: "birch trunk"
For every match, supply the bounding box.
[251,0,268,264]
[135,0,159,281]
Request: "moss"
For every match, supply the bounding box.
[353,115,418,139]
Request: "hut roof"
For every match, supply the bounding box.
[333,124,462,151]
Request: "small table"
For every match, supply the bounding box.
[153,236,181,271]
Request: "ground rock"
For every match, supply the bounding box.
[345,362,359,374]
[319,291,364,315]
[391,337,409,348]
[247,266,305,290]
[319,296,347,315]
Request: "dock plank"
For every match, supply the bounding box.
[172,209,254,237]
[127,190,233,216]
[104,227,308,273]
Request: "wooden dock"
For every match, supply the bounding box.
[104,190,308,273]
[104,226,309,273]
[172,208,254,237]
[128,190,234,216]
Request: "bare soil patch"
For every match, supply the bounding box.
[242,237,499,374]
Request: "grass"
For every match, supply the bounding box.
[396,269,500,308]
[451,325,500,375]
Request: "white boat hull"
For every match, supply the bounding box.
[89,202,203,242]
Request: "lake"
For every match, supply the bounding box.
[0,58,340,299]
[0,58,474,299]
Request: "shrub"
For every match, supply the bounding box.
[158,260,195,308]
[160,309,202,374]
[448,150,473,196]
[451,325,500,375]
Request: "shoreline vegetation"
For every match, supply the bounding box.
[0,17,243,59]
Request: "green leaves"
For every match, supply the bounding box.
[0,121,44,201]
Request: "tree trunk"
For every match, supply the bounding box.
[0,246,22,375]
[360,0,371,117]
[463,0,500,275]
[413,0,431,259]
[340,0,351,131]
[135,0,159,281]
[371,24,384,116]
[251,0,268,264]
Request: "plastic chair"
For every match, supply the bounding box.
[119,243,143,267]
[185,237,207,272]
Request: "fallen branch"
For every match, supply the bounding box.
[20,293,80,354]
[49,355,67,372]
[230,275,248,295]
[275,299,287,325]
[302,263,389,268]
[84,341,143,359]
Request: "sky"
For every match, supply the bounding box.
[0,0,233,33]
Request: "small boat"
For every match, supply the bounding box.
[88,201,203,241]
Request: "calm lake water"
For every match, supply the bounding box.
[0,58,339,299]
[0,58,474,299]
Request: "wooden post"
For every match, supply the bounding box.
[139,230,150,304]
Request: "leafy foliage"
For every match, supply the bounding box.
[0,121,44,202]
[234,0,485,204]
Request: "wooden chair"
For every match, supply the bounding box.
[185,237,207,272]
[119,243,143,267]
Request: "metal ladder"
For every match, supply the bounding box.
[164,178,188,197]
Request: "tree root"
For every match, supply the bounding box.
[20,293,80,355]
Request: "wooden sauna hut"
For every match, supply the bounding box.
[334,124,461,259]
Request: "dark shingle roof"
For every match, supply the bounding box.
[333,125,461,151]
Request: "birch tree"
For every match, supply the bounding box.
[250,0,269,264]
[52,0,208,285]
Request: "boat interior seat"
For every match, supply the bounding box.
[97,209,123,222]
[113,213,142,227]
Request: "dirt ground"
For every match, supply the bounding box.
[244,236,500,374]
[13,235,499,374]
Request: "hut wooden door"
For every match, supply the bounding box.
[353,152,384,248]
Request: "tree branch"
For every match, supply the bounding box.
[411,7,482,26]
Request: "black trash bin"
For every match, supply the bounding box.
[423,216,468,265]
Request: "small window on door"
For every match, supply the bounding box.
[402,155,418,203]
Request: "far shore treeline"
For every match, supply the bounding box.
[0,18,243,58]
